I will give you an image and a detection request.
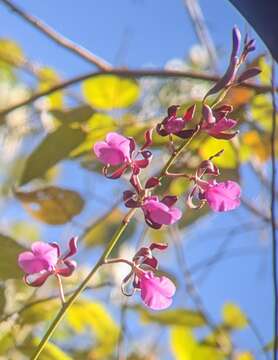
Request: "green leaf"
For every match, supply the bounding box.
[66,300,119,359]
[263,337,278,352]
[222,303,248,329]
[21,299,59,325]
[82,208,136,248]
[19,125,86,185]
[51,105,94,124]
[15,186,84,225]
[135,307,206,327]
[0,234,25,280]
[83,75,140,110]
[21,338,72,360]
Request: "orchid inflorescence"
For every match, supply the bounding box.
[18,27,259,311]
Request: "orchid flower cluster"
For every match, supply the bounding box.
[17,27,259,311]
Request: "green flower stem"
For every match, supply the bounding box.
[158,127,200,182]
[32,128,201,359]
[31,208,136,360]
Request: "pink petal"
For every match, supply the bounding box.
[208,117,237,134]
[140,272,176,310]
[143,198,181,225]
[57,260,77,277]
[94,143,126,166]
[63,237,78,260]
[18,242,58,274]
[24,271,51,287]
[204,180,241,212]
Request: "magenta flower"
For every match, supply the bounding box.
[93,131,152,179]
[123,192,182,229]
[201,104,238,140]
[18,237,78,287]
[156,105,196,139]
[94,132,131,166]
[139,271,176,310]
[187,160,241,212]
[142,196,182,228]
[202,180,241,212]
[118,243,176,310]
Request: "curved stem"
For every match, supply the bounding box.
[158,127,200,181]
[31,208,136,360]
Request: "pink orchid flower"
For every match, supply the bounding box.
[18,237,78,287]
[201,104,238,140]
[93,131,152,179]
[202,180,241,212]
[187,159,241,212]
[156,105,196,139]
[123,192,182,229]
[118,243,176,310]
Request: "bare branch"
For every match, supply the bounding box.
[0,0,112,71]
[183,0,218,71]
[0,68,275,119]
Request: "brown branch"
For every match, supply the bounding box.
[0,68,276,119]
[0,0,112,71]
[270,57,278,360]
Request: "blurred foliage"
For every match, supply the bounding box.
[0,34,275,359]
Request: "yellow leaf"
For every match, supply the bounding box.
[258,57,271,85]
[221,86,254,109]
[169,177,189,196]
[199,138,237,169]
[242,130,270,163]
[251,94,273,132]
[38,67,63,109]
[15,186,84,225]
[83,75,140,110]
[235,352,254,360]
[0,38,25,67]
[67,300,119,359]
[222,303,248,329]
[70,113,117,157]
[170,327,224,360]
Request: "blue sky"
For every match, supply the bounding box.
[0,1,275,359]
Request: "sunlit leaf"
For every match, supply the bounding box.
[241,130,270,163]
[67,300,119,359]
[235,352,254,360]
[70,113,117,157]
[199,138,238,169]
[135,307,206,327]
[0,38,25,67]
[169,177,190,196]
[170,326,224,360]
[83,75,140,110]
[19,125,86,185]
[221,86,254,109]
[222,303,248,329]
[251,94,273,132]
[38,67,63,109]
[15,186,84,225]
[258,57,271,85]
[0,234,25,280]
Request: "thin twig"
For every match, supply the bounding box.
[270,57,277,360]
[0,68,276,119]
[0,0,112,71]
[241,197,278,228]
[183,0,218,71]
